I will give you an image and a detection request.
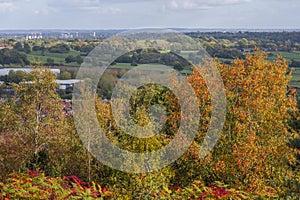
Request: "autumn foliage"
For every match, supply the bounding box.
[0,170,113,199]
[0,51,300,198]
[180,51,298,197]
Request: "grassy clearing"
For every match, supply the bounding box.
[268,51,300,62]
[109,63,132,69]
[110,63,174,71]
[109,63,191,73]
[158,50,170,54]
[179,50,198,59]
[291,68,300,88]
[27,50,82,66]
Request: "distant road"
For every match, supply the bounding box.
[47,65,129,73]
[47,65,79,72]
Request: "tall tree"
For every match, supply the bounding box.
[13,42,23,51]
[187,50,298,194]
[0,63,89,179]
[23,43,31,54]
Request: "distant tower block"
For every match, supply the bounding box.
[93,32,96,37]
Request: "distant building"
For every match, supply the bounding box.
[60,33,73,39]
[25,33,43,40]
[241,48,254,53]
[0,44,13,50]
[56,79,83,90]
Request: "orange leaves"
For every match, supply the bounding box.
[187,50,297,193]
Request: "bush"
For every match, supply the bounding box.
[0,171,113,199]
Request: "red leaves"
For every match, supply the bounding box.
[28,170,42,177]
[63,175,86,186]
[210,185,232,199]
[0,171,114,199]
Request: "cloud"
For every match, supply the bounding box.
[0,1,15,13]
[34,7,58,15]
[0,0,37,14]
[77,6,120,14]
[164,0,252,10]
[47,0,121,14]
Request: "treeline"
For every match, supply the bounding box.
[0,70,31,83]
[114,48,191,71]
[205,45,245,61]
[190,31,300,41]
[2,32,300,68]
[31,43,95,55]
[0,41,96,66]
[188,31,300,52]
[0,48,30,66]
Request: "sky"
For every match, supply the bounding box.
[0,0,299,29]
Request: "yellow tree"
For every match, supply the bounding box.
[0,63,89,178]
[187,50,297,195]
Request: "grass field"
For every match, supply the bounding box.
[110,63,178,72]
[267,51,300,62]
[290,68,300,88]
[27,50,82,67]
[266,51,300,88]
[179,50,198,60]
[109,63,132,69]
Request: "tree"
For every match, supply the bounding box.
[0,49,30,66]
[48,43,70,54]
[187,50,297,194]
[76,55,83,64]
[97,73,116,99]
[13,42,23,51]
[80,44,94,53]
[32,45,41,51]
[6,70,29,83]
[74,45,81,51]
[58,71,72,80]
[41,45,45,56]
[65,55,75,63]
[46,58,54,66]
[23,43,31,54]
[0,63,89,179]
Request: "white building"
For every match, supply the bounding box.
[56,79,83,90]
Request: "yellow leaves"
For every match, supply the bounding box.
[188,50,297,193]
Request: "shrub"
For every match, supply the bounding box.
[0,170,113,199]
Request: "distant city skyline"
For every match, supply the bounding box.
[0,0,299,29]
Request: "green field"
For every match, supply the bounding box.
[266,51,300,88]
[109,63,132,69]
[27,50,82,66]
[290,68,300,87]
[268,51,300,62]
[110,63,178,72]
[178,50,198,59]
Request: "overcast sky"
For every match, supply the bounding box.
[0,0,299,29]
